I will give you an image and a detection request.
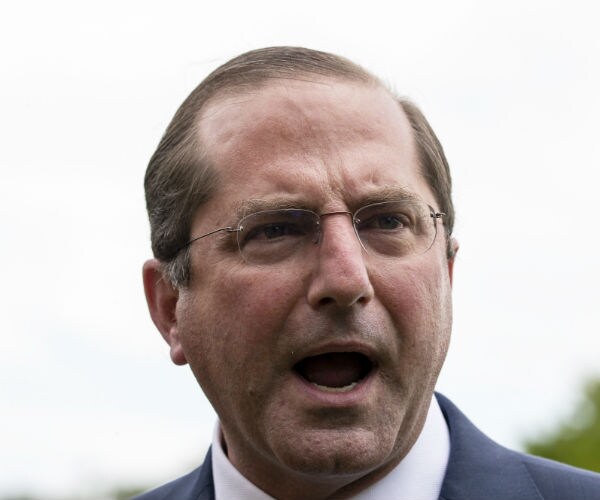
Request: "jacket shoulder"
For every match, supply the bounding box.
[132,450,214,500]
[436,393,600,500]
[520,453,600,500]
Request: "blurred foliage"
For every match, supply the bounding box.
[110,486,146,500]
[524,378,600,473]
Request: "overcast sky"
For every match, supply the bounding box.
[1,0,599,498]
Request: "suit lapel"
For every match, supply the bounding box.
[436,393,543,500]
[194,449,215,500]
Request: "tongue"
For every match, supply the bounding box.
[297,352,369,388]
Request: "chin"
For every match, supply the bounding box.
[268,425,400,478]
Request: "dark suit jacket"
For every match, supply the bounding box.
[133,394,600,499]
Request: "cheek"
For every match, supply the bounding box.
[177,266,303,376]
[372,258,453,359]
[219,267,304,336]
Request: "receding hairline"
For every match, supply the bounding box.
[195,72,386,128]
[192,74,405,177]
[145,47,455,286]
[191,75,434,210]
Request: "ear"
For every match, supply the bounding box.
[142,259,188,366]
[447,238,459,286]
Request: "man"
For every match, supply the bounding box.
[138,47,600,499]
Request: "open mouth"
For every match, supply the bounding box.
[293,352,374,393]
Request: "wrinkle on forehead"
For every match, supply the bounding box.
[194,78,429,216]
[197,79,402,159]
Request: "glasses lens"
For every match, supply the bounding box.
[354,200,438,257]
[237,209,319,264]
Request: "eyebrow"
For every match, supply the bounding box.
[235,186,424,220]
[234,197,313,219]
[232,187,427,220]
[353,186,423,207]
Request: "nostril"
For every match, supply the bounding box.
[356,295,369,304]
[318,297,335,306]
[308,269,374,308]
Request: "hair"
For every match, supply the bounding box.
[145,46,455,287]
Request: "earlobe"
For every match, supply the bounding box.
[142,259,188,366]
[447,238,459,286]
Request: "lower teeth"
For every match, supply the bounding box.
[311,381,358,392]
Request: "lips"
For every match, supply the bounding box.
[294,352,373,392]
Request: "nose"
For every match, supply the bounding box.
[306,214,374,308]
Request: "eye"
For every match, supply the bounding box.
[245,222,304,241]
[374,214,406,230]
[238,209,316,247]
[356,212,411,231]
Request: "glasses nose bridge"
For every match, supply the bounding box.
[314,210,359,245]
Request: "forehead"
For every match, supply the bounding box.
[196,78,433,215]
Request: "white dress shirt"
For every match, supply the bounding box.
[212,396,450,500]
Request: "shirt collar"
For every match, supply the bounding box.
[211,395,449,500]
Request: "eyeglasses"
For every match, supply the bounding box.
[182,200,445,265]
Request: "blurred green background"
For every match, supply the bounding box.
[523,378,600,473]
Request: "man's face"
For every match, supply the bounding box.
[160,79,455,496]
